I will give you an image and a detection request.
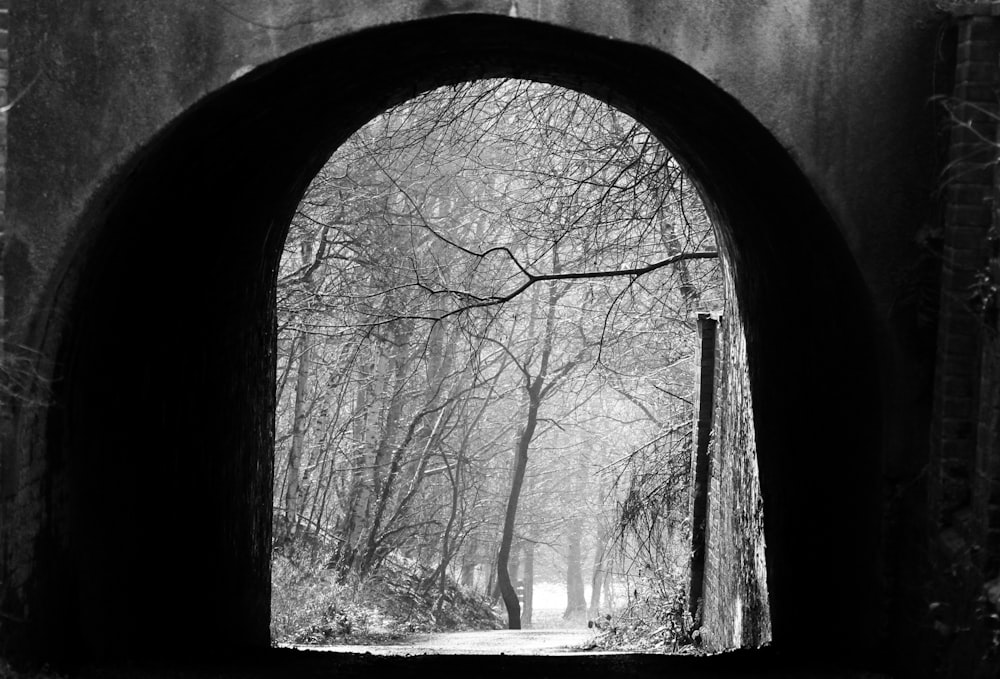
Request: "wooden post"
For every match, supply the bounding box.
[688,312,717,626]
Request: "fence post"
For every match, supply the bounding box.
[688,312,717,628]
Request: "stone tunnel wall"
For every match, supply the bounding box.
[700,268,771,650]
[0,0,952,670]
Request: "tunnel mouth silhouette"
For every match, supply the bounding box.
[39,13,882,668]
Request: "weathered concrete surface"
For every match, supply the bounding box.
[0,0,957,676]
[5,1,937,325]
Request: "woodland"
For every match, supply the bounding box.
[269,78,722,651]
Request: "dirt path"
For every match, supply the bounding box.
[290,628,609,656]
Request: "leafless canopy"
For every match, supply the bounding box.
[271,78,721,624]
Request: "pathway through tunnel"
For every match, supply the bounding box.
[268,79,763,655]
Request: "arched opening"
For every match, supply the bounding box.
[268,77,735,649]
[36,13,882,666]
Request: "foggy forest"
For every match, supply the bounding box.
[269,78,723,652]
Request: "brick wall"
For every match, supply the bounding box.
[927,5,1000,676]
[698,268,771,650]
[930,8,996,557]
[967,0,1000,603]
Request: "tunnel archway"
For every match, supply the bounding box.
[37,14,882,664]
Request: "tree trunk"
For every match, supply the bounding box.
[564,517,587,619]
[488,553,499,602]
[432,428,467,613]
[589,530,608,619]
[497,404,538,629]
[460,560,476,589]
[510,546,521,599]
[331,352,381,574]
[522,541,535,628]
[498,267,560,629]
[604,570,614,611]
[281,328,312,549]
[460,534,479,589]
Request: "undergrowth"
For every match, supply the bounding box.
[270,552,503,645]
[588,580,704,654]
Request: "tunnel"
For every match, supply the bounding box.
[25,13,884,671]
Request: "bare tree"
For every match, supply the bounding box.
[272,77,721,631]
